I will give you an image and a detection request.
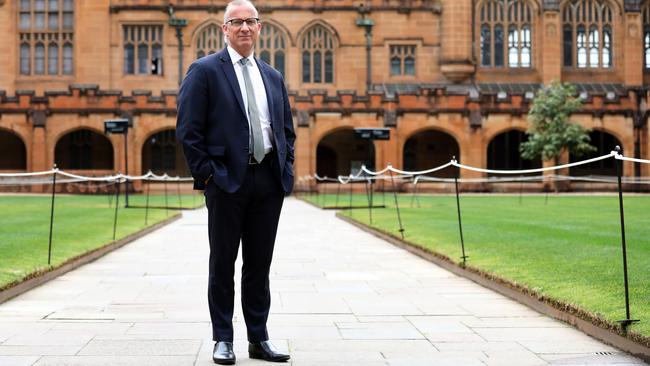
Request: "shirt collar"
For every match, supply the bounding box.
[227,45,255,66]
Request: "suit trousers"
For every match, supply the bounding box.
[204,153,284,343]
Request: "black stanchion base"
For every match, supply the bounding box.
[322,205,386,210]
[617,319,640,329]
[126,205,195,211]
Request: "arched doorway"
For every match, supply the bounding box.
[141,129,189,176]
[403,129,459,177]
[55,129,113,169]
[487,130,541,174]
[569,130,621,176]
[316,129,374,178]
[0,129,26,170]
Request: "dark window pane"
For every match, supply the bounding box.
[124,44,134,74]
[152,44,162,74]
[404,56,415,75]
[325,50,333,83]
[63,44,73,74]
[494,25,504,67]
[260,50,270,64]
[563,26,573,67]
[138,44,148,74]
[63,12,73,29]
[48,12,58,29]
[274,51,285,77]
[35,12,45,29]
[20,44,30,75]
[313,50,322,83]
[481,25,491,66]
[302,51,310,83]
[48,44,58,74]
[48,0,59,11]
[390,56,401,75]
[20,13,31,30]
[35,43,45,74]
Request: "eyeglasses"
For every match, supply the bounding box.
[227,18,260,28]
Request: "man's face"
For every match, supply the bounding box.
[223,4,261,57]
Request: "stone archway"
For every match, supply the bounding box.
[487,129,541,174]
[54,129,113,170]
[316,129,375,178]
[403,129,459,177]
[0,129,27,170]
[569,130,621,176]
[141,129,189,176]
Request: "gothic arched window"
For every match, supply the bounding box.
[478,0,533,68]
[562,0,613,69]
[195,23,224,59]
[258,23,287,77]
[301,25,335,83]
[18,0,74,76]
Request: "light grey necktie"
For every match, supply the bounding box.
[239,58,265,163]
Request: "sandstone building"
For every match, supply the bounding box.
[0,0,649,190]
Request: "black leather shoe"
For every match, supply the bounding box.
[213,341,236,365]
[248,341,290,362]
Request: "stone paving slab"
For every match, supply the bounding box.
[0,198,647,365]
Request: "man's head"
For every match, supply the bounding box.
[223,0,261,57]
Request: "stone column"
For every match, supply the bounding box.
[541,2,562,84]
[440,0,475,83]
[623,5,643,86]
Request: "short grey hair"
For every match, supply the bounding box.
[223,0,258,24]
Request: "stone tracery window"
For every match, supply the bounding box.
[390,45,416,76]
[195,23,224,59]
[562,0,613,69]
[19,0,74,76]
[258,23,287,77]
[301,25,335,84]
[123,25,163,75]
[478,0,533,68]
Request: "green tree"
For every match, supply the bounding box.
[520,82,595,164]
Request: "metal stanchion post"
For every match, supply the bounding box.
[453,157,468,266]
[177,179,182,209]
[389,168,405,239]
[348,179,353,214]
[365,177,372,224]
[144,179,151,225]
[614,146,640,330]
[112,176,121,240]
[335,181,341,209]
[47,165,57,266]
[410,179,419,208]
[164,178,169,216]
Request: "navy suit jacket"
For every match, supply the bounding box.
[176,48,295,193]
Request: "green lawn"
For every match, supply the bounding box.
[302,192,650,339]
[0,193,204,289]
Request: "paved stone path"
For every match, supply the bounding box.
[0,198,646,365]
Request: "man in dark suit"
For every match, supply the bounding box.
[176,1,294,363]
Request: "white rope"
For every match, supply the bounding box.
[0,169,56,177]
[452,152,616,175]
[390,162,454,176]
[615,155,650,165]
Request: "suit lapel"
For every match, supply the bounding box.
[256,58,275,129]
[216,49,247,118]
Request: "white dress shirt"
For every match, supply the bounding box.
[227,46,274,153]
